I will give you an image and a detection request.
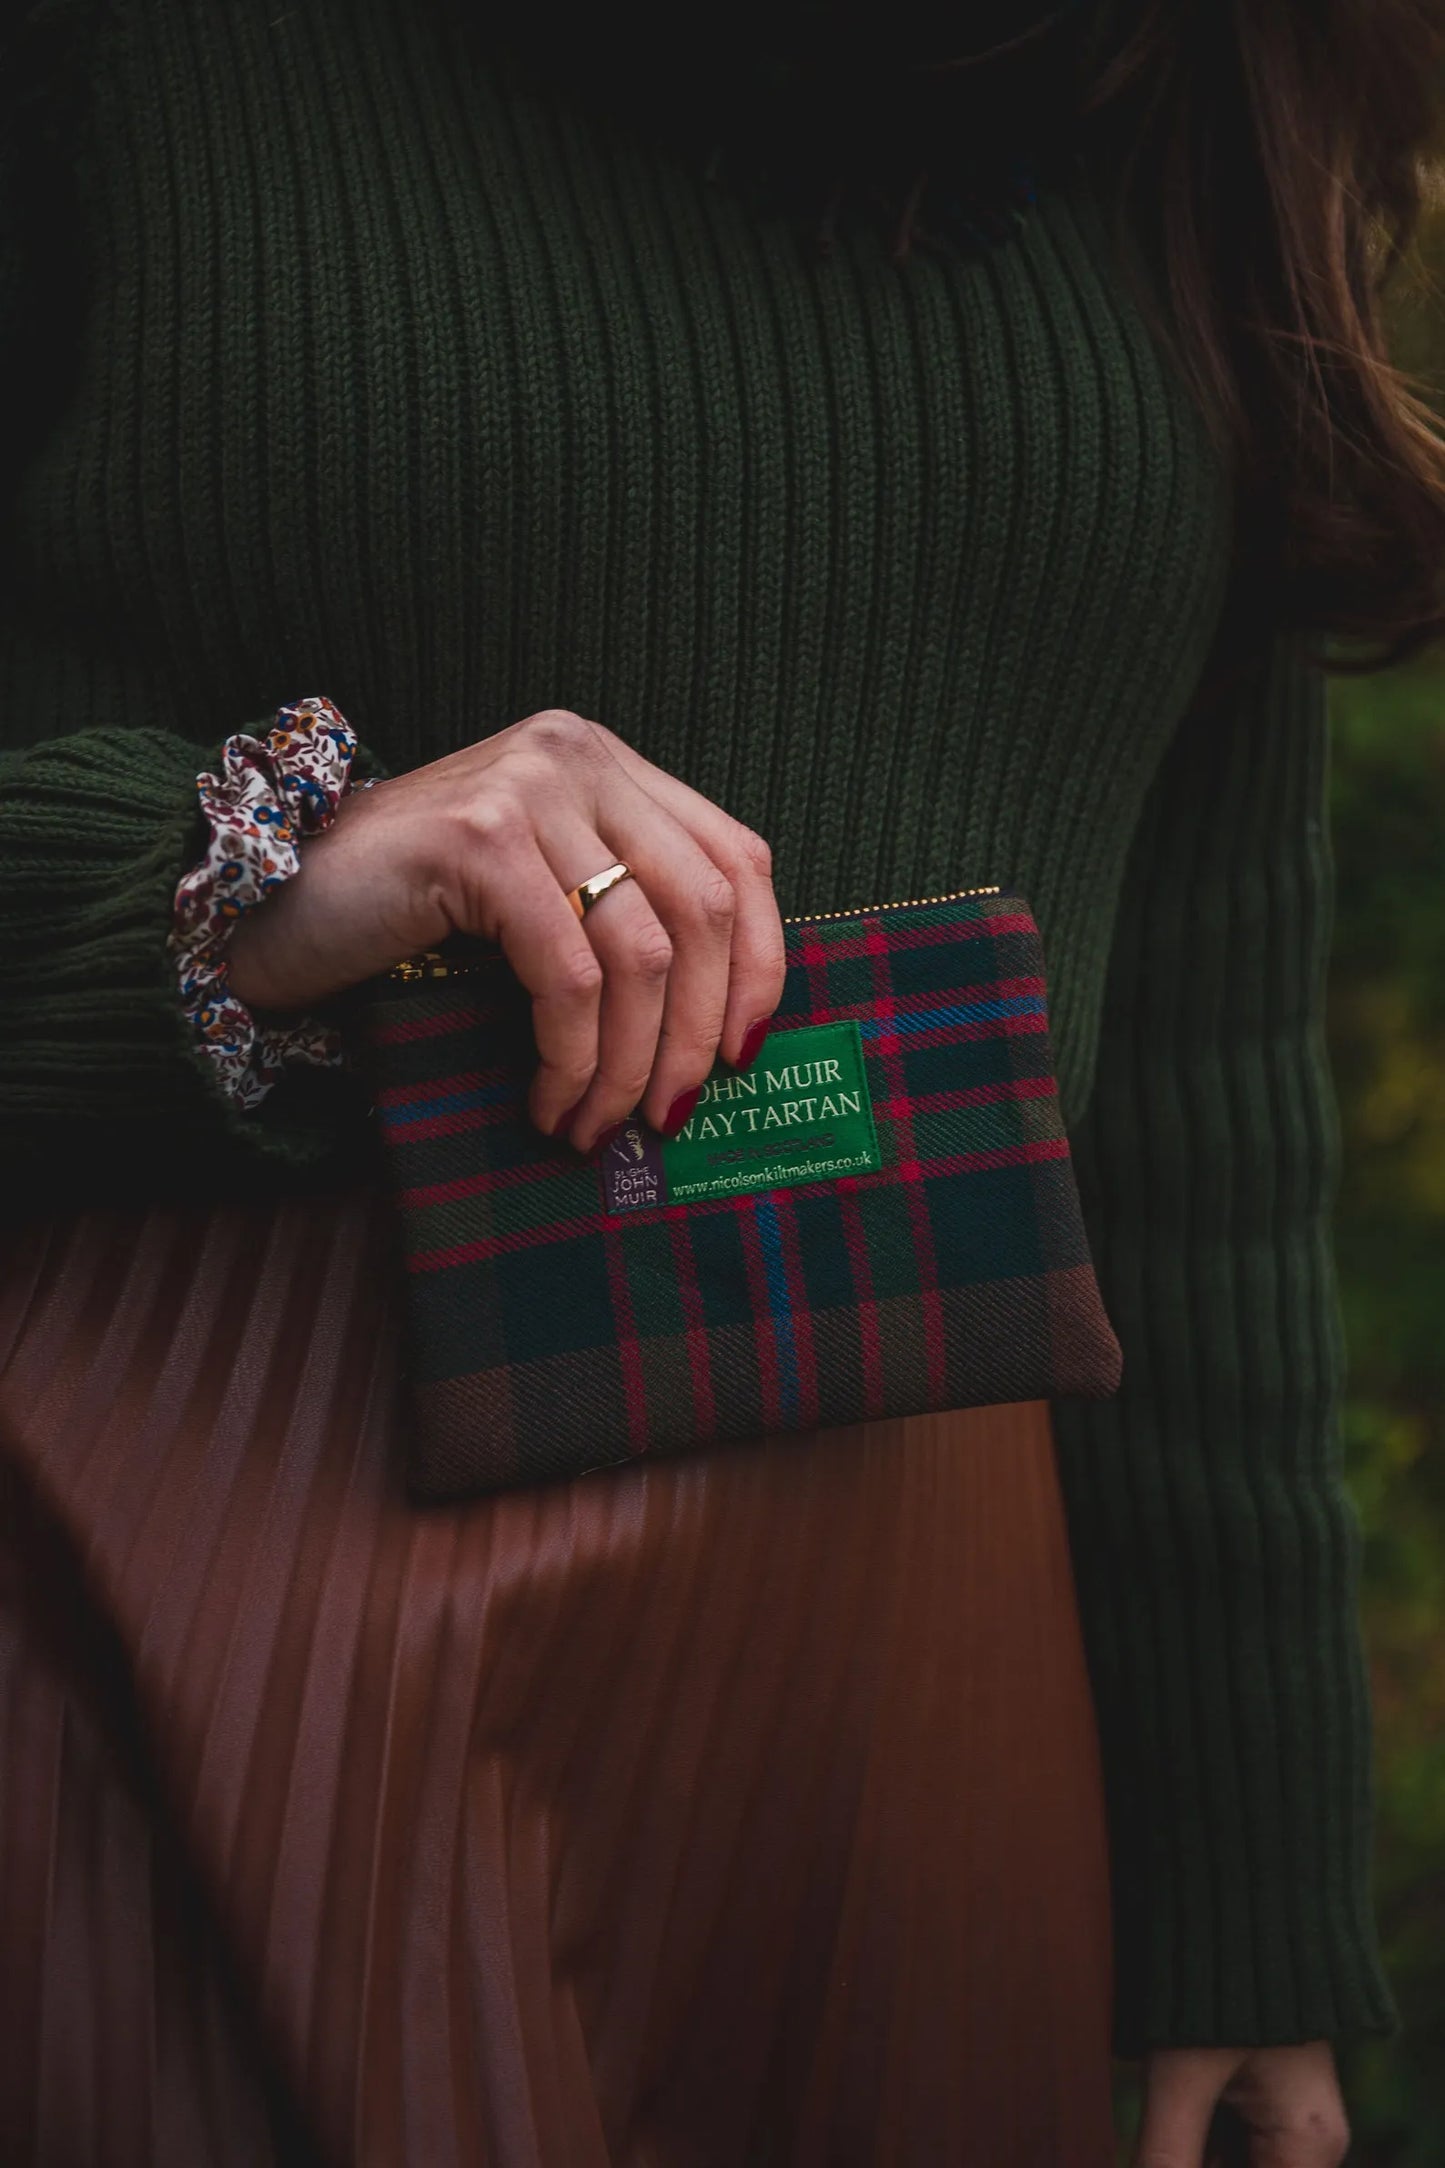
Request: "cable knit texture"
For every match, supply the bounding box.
[0,0,1396,2054]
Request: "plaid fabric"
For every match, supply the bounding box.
[362,891,1121,1500]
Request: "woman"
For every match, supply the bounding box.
[0,1,1440,2161]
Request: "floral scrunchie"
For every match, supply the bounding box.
[170,695,363,1109]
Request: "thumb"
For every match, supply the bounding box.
[1134,2049,1246,2168]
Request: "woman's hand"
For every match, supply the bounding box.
[1134,2043,1350,2168]
[225,710,786,1150]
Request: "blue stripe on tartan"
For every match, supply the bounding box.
[754,1196,799,1422]
[385,1083,513,1124]
[858,995,1045,1037]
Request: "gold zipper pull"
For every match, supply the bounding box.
[387,950,460,983]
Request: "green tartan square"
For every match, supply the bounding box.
[621,1221,691,1339]
[791,1191,857,1309]
[926,1165,1047,1286]
[856,1185,925,1302]
[495,1232,616,1360]
[505,1347,631,1485]
[816,953,878,1006]
[688,1212,756,1330]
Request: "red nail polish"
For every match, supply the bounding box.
[552,1097,586,1138]
[736,1017,772,1071]
[661,1086,702,1138]
[591,1120,628,1155]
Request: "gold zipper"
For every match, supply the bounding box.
[385,884,1003,982]
[387,950,483,983]
[782,882,1000,926]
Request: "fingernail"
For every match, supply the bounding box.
[660,1086,702,1138]
[590,1120,628,1156]
[735,1017,771,1071]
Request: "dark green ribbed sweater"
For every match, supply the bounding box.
[0,0,1397,2056]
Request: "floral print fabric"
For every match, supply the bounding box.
[170,696,359,1108]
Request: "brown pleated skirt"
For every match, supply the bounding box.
[0,1192,1116,2167]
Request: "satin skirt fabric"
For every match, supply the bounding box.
[0,1193,1116,2167]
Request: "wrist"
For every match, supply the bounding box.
[225,798,420,1011]
[224,885,299,1011]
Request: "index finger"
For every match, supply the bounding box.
[488,836,606,1136]
[594,753,785,1068]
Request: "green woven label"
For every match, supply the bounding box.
[601,1021,880,1212]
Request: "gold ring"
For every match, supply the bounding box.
[566,861,633,920]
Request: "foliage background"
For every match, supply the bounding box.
[1327,205,1445,2166]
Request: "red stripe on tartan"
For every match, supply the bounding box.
[376,1069,507,1109]
[772,1189,821,1428]
[862,917,949,1404]
[365,1004,483,1046]
[735,1210,785,1434]
[601,1222,651,1454]
[770,978,1047,1036]
[798,925,834,1021]
[408,1211,603,1271]
[379,1103,513,1145]
[836,1186,886,1416]
[665,1215,718,1439]
[884,1137,1071,1181]
[399,1152,584,1210]
[402,1137,1075,1273]
[876,1076,1057,1118]
[862,1011,1048,1058]
[967,974,1043,999]
[785,908,1036,957]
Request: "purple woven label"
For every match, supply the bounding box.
[601,1122,670,1213]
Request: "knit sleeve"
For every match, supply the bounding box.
[0,26,371,1195]
[1050,631,1399,2057]
[0,728,372,1193]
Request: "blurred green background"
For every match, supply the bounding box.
[1332,643,1445,2168]
[1328,205,1445,2165]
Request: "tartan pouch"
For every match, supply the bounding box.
[361,885,1121,1501]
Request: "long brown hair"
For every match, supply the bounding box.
[1073,0,1445,671]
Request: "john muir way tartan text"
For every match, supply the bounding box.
[362,888,1122,1501]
